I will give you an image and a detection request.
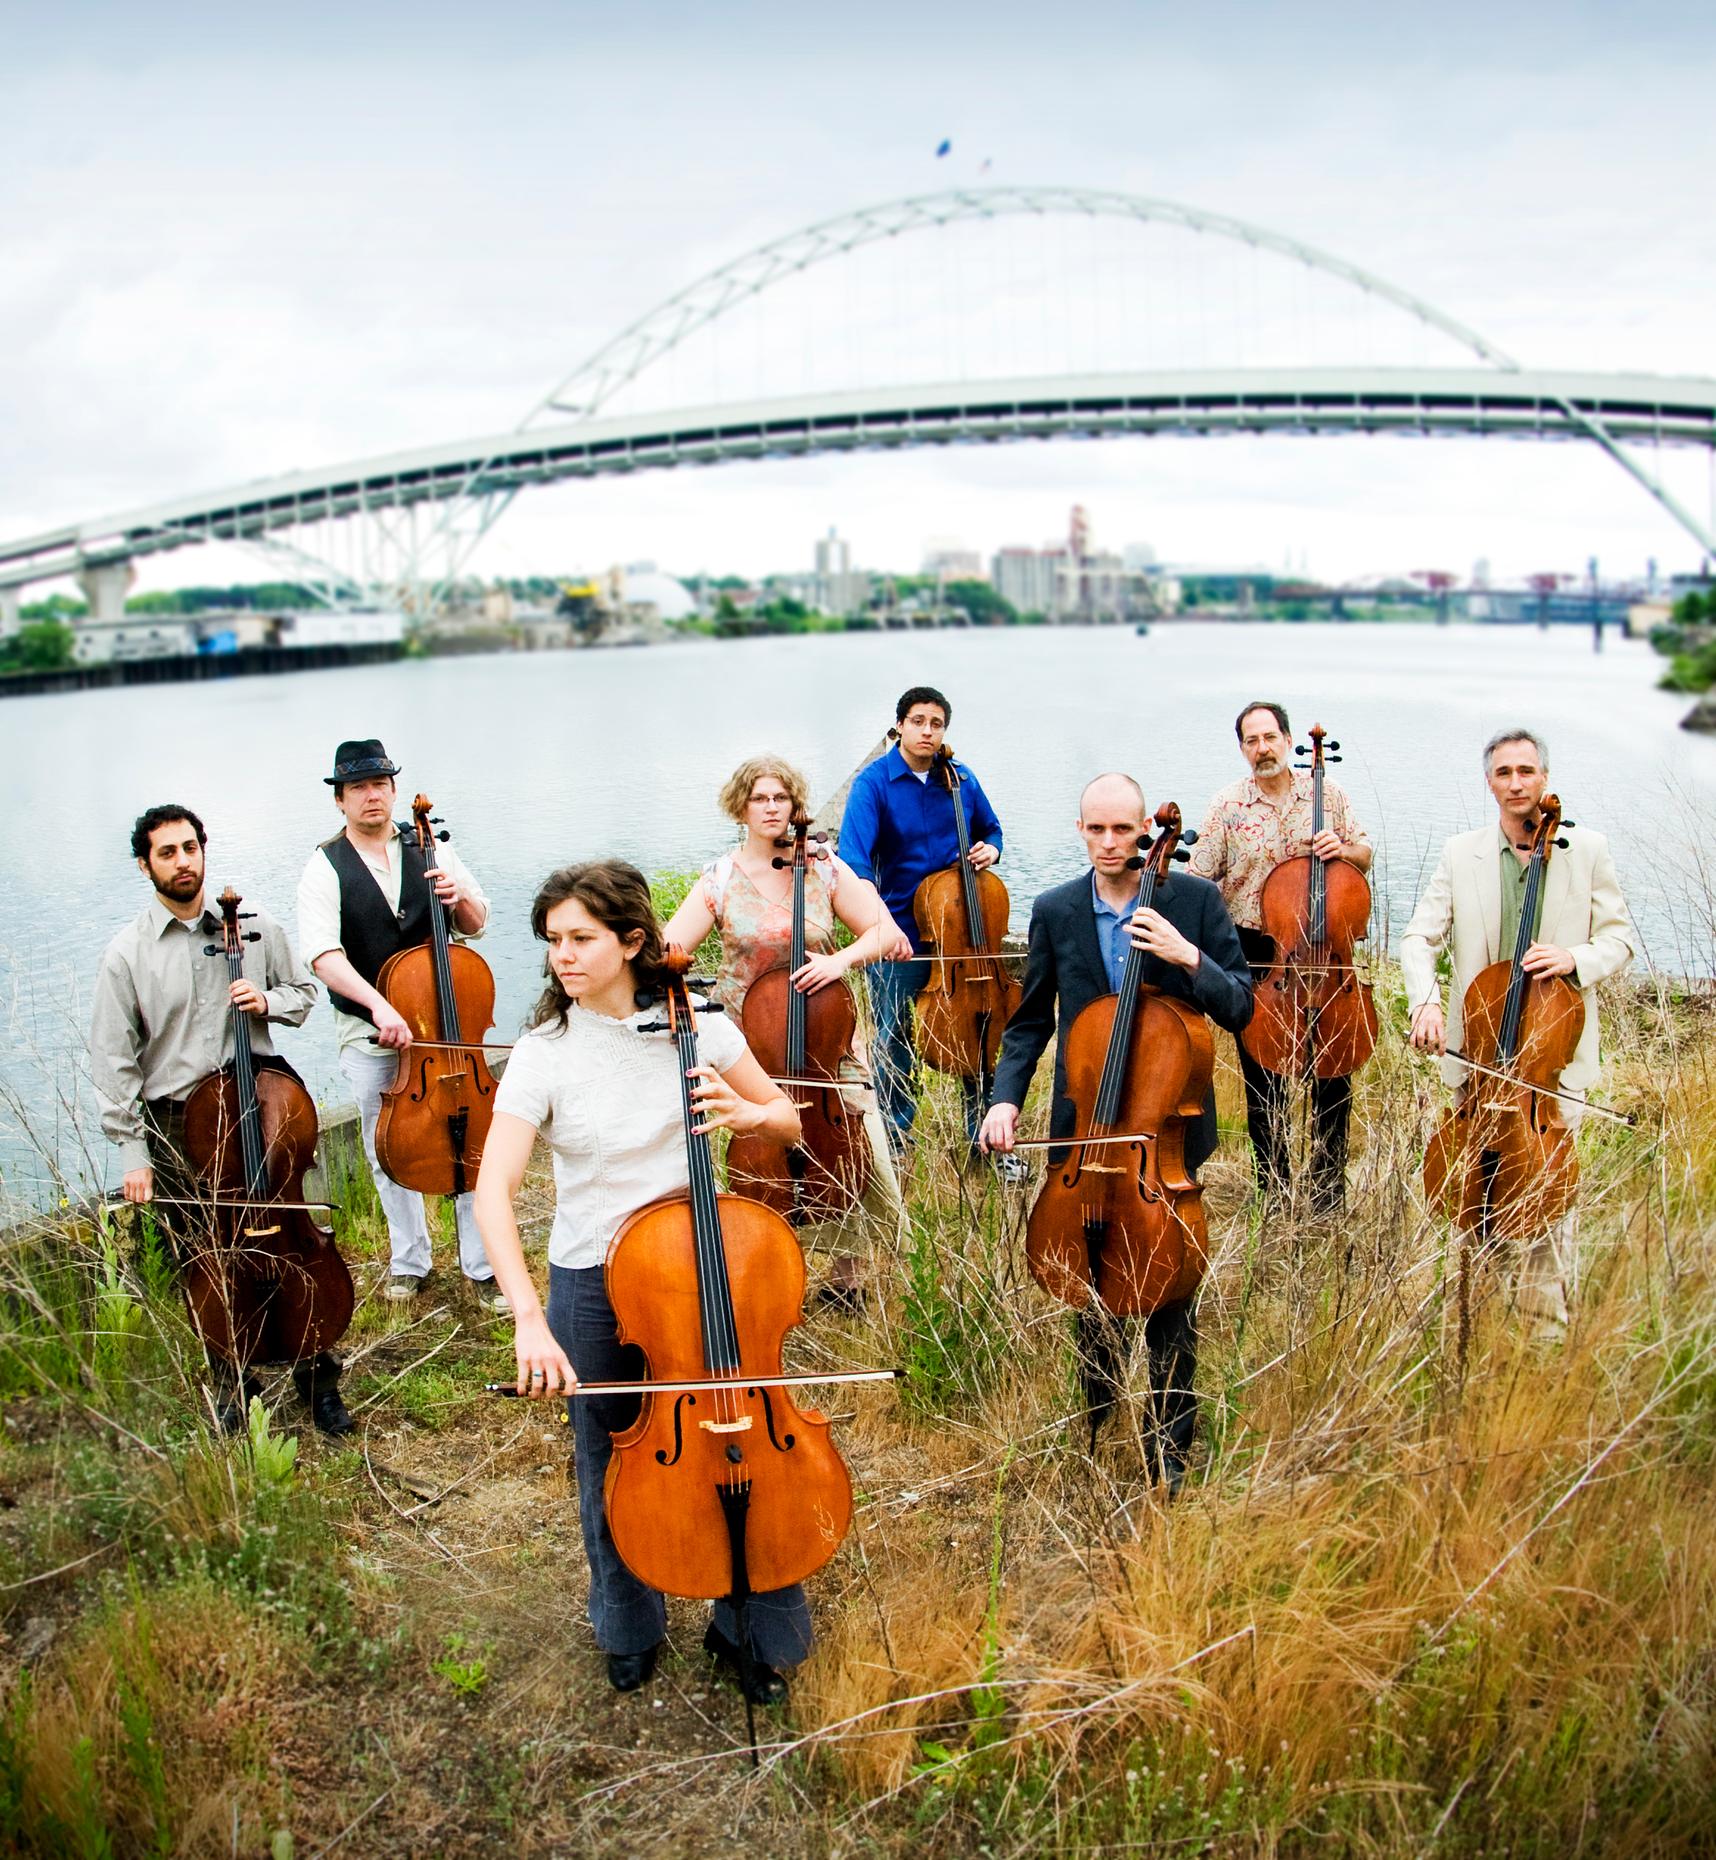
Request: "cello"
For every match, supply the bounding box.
[1242,723,1377,1080]
[1023,804,1214,1315]
[912,742,1021,1110]
[603,948,854,1618]
[178,888,354,1368]
[727,811,871,1224]
[374,794,499,1197]
[1423,796,1583,1243]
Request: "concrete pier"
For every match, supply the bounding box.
[76,560,135,623]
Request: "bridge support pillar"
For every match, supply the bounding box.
[77,559,135,622]
[0,586,19,640]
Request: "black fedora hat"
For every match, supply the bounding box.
[324,739,401,786]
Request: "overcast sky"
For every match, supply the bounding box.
[5,0,1715,592]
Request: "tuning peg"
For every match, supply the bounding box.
[244,931,262,944]
[1124,854,1145,870]
[698,1001,726,1015]
[810,830,829,843]
[436,830,451,843]
[1326,755,1343,764]
[770,856,789,869]
[1180,829,1199,846]
[1327,740,1340,752]
[1561,819,1576,829]
[202,944,221,956]
[238,911,258,920]
[686,975,719,992]
[1555,836,1570,849]
[1172,849,1192,864]
[635,1019,666,1034]
[1293,743,1309,755]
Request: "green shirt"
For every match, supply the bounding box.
[1497,831,1538,959]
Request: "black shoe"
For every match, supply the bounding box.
[213,1376,264,1436]
[814,1281,867,1315]
[607,1645,659,1693]
[307,1385,354,1437]
[703,1622,788,1706]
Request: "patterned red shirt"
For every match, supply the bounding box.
[1189,771,1369,930]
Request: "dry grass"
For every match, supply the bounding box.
[1,966,1713,1855]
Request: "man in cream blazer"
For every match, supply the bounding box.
[1402,728,1636,1330]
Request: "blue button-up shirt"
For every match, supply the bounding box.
[1090,872,1142,993]
[838,745,1004,951]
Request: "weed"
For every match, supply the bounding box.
[432,1633,490,1696]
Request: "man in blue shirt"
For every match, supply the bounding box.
[838,685,1005,1157]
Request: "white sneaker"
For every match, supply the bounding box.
[384,1273,426,1302]
[473,1281,511,1317]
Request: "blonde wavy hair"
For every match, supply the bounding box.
[717,755,810,824]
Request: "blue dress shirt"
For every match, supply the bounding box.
[837,745,1004,951]
[1090,871,1142,993]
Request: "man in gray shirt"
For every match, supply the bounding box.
[90,803,351,1436]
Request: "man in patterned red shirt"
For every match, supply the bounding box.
[1190,700,1373,1214]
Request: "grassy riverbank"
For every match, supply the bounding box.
[2,966,1713,1857]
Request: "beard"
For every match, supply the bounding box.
[1253,753,1282,776]
[155,868,201,901]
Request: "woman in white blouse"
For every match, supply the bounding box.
[474,860,806,1703]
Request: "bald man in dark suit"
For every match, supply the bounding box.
[982,773,1253,1490]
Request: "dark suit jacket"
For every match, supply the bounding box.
[990,868,1254,1173]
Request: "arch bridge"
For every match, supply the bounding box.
[2,186,1711,618]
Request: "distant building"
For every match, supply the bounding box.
[276,610,406,648]
[990,547,1057,615]
[922,542,985,582]
[814,527,864,616]
[73,617,200,665]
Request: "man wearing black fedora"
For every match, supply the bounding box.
[296,740,507,1312]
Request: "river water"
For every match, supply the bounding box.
[5,622,1713,1204]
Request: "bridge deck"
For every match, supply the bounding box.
[4,367,1714,589]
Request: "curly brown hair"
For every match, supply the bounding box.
[716,755,809,824]
[526,860,667,1031]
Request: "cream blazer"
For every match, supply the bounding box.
[1400,822,1636,1091]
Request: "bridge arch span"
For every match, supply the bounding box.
[522,185,1519,432]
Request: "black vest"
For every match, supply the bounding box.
[320,828,433,1024]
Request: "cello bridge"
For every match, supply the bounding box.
[1078,1164,1123,1176]
[437,1071,470,1087]
[698,1417,754,1435]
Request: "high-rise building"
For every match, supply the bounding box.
[1069,505,1091,562]
[922,539,986,582]
[814,526,860,615]
[991,547,1057,615]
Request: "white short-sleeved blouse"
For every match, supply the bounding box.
[493,1001,749,1270]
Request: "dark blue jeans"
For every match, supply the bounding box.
[866,957,985,1149]
[546,1262,813,1665]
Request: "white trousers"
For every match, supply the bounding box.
[338,1045,492,1282]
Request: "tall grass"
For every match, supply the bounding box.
[0,962,1711,1855]
[787,969,1716,1853]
